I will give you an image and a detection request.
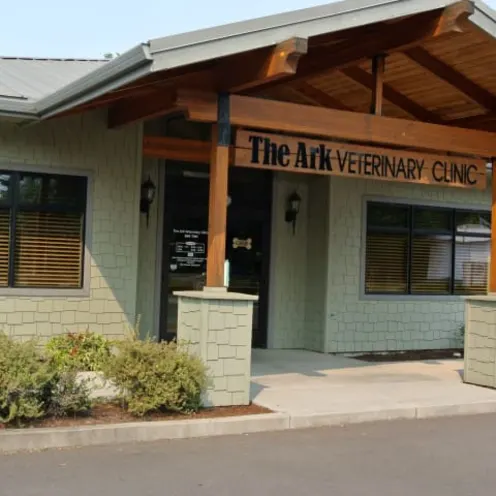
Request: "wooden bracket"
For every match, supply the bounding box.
[220,37,308,93]
[432,0,474,36]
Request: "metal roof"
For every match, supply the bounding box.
[1,0,496,121]
[0,57,107,102]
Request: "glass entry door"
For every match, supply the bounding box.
[160,162,272,348]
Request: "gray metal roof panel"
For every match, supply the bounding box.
[0,58,107,101]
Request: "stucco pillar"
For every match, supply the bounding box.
[175,287,257,407]
[464,296,496,389]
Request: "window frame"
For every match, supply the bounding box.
[0,164,92,297]
[360,196,490,301]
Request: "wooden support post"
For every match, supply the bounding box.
[490,160,496,293]
[206,94,231,288]
[370,54,386,116]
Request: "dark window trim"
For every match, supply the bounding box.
[365,201,490,296]
[0,169,88,290]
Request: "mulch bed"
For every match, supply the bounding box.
[1,402,272,430]
[353,349,464,362]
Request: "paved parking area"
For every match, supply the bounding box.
[4,414,496,496]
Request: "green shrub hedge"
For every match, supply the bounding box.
[46,331,112,372]
[0,333,91,426]
[104,336,208,417]
[1,330,208,425]
[0,334,54,425]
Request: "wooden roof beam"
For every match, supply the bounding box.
[107,70,216,128]
[341,66,443,123]
[290,82,352,111]
[143,136,211,162]
[220,37,308,93]
[108,88,180,129]
[448,112,496,131]
[404,46,496,112]
[249,1,474,94]
[370,55,385,116]
[176,91,496,157]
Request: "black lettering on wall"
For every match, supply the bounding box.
[249,135,263,164]
[453,163,465,184]
[372,155,381,176]
[278,144,290,167]
[466,164,478,185]
[406,159,417,180]
[396,158,406,179]
[363,154,372,176]
[295,142,308,168]
[348,152,357,173]
[309,147,319,169]
[432,161,444,182]
[319,145,332,171]
[337,151,348,172]
[416,160,425,180]
[384,156,395,178]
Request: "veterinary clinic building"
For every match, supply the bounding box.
[1,0,495,355]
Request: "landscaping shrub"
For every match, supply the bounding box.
[0,333,54,425]
[104,336,208,417]
[47,371,91,418]
[0,333,93,425]
[46,331,112,372]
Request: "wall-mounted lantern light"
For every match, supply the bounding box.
[285,191,301,235]
[140,175,156,227]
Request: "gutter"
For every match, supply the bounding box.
[36,44,153,119]
[0,99,37,120]
[149,0,461,71]
[472,0,496,38]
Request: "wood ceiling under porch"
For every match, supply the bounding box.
[61,0,496,136]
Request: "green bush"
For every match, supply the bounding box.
[47,371,91,418]
[46,331,112,372]
[0,334,54,425]
[0,333,93,426]
[104,336,208,417]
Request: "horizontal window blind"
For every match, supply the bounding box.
[0,170,87,290]
[365,202,490,296]
[454,237,490,295]
[0,209,10,287]
[410,235,451,294]
[14,212,84,288]
[365,233,408,294]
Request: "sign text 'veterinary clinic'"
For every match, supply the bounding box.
[233,131,487,189]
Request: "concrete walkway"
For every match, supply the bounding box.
[251,349,496,416]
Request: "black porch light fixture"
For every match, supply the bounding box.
[285,191,301,235]
[140,175,157,226]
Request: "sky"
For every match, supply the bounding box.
[1,0,496,59]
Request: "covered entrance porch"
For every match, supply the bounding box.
[55,0,496,405]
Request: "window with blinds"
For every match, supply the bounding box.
[0,171,87,289]
[365,202,490,296]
